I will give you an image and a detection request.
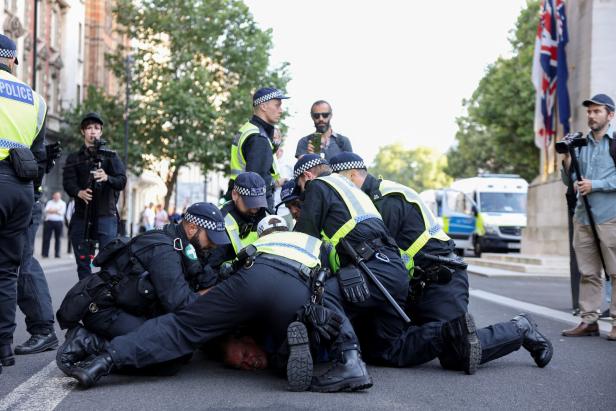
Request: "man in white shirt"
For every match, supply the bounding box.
[42,192,66,258]
[141,203,155,231]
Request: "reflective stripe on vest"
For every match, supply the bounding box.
[252,231,322,268]
[317,174,382,271]
[224,212,258,255]
[229,121,280,182]
[379,180,450,270]
[0,70,46,161]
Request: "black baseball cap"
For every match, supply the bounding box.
[233,172,268,209]
[81,112,104,128]
[183,202,230,245]
[583,94,615,112]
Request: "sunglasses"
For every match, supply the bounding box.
[311,112,331,120]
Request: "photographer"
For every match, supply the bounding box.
[561,94,616,341]
[63,113,126,279]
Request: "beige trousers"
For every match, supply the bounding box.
[573,217,616,325]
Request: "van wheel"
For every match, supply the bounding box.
[473,239,482,258]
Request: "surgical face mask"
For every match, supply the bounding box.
[188,228,207,260]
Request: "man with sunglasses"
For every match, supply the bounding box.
[208,172,269,276]
[295,100,353,161]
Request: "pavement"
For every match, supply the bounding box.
[1,241,615,410]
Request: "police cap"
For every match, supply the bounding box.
[234,172,268,209]
[252,87,289,107]
[293,154,328,181]
[0,34,18,65]
[329,152,367,173]
[183,202,230,245]
[275,180,300,211]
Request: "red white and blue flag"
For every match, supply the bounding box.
[532,0,571,149]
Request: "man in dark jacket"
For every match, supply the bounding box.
[63,113,127,279]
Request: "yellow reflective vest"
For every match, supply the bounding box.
[379,180,450,275]
[224,211,259,255]
[316,173,382,272]
[229,121,280,182]
[0,69,46,160]
[252,231,322,269]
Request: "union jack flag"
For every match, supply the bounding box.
[532,0,571,149]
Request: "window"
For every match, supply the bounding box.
[76,84,81,103]
[78,22,82,57]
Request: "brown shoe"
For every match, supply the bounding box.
[607,326,616,341]
[561,322,599,337]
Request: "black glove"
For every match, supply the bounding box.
[195,265,218,290]
[337,265,370,303]
[45,142,62,172]
[299,303,343,345]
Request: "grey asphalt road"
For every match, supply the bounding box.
[1,259,615,411]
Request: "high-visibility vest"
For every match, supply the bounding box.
[379,180,450,274]
[224,211,259,255]
[316,173,382,272]
[252,231,322,269]
[229,121,280,182]
[0,70,46,160]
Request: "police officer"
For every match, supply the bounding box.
[60,224,373,393]
[275,180,301,222]
[56,202,229,343]
[329,152,553,370]
[63,112,127,279]
[292,154,483,374]
[212,172,269,270]
[0,34,47,372]
[226,87,289,211]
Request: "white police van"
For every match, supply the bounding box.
[450,174,528,256]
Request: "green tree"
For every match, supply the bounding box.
[446,0,540,182]
[102,0,289,208]
[370,144,452,192]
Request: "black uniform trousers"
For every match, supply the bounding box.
[343,244,446,368]
[107,260,358,369]
[18,201,55,336]
[0,163,34,345]
[406,266,523,366]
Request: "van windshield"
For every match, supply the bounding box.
[479,192,527,213]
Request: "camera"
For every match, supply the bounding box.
[92,138,116,159]
[555,132,587,154]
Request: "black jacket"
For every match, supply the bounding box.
[63,145,126,218]
[360,173,454,268]
[241,115,276,192]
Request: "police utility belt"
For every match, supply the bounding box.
[409,252,467,299]
[0,147,38,181]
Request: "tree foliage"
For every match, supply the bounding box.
[65,0,290,208]
[370,144,452,192]
[445,0,540,182]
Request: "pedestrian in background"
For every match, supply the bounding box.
[295,100,353,161]
[154,204,168,229]
[140,203,154,232]
[561,93,616,341]
[42,191,66,258]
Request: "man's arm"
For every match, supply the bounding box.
[242,134,273,187]
[295,137,309,158]
[294,181,328,238]
[146,245,197,312]
[340,135,353,152]
[105,154,127,191]
[379,196,407,241]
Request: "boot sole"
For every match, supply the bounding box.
[286,322,313,392]
[69,367,96,388]
[0,357,15,366]
[561,331,600,337]
[15,339,59,355]
[463,313,481,375]
[310,375,374,393]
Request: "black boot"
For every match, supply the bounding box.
[286,321,313,392]
[0,344,15,366]
[56,326,109,376]
[310,348,373,393]
[15,333,59,355]
[70,352,115,388]
[512,313,553,368]
[441,313,482,375]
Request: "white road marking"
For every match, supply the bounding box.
[470,288,613,334]
[0,361,75,411]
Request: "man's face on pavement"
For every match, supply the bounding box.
[260,99,283,125]
[587,104,614,133]
[311,102,332,133]
[81,123,103,147]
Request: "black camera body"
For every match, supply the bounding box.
[92,138,116,159]
[555,132,587,154]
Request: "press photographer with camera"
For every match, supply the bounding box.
[560,94,616,341]
[63,113,127,280]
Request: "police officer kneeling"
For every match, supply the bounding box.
[329,152,553,370]
[56,203,228,373]
[58,217,372,392]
